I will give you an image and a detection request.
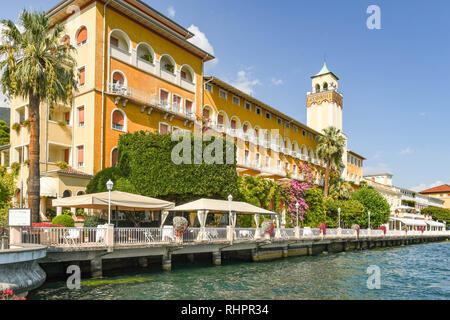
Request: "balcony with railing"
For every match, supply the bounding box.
[106,83,196,122]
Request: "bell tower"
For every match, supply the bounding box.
[306,62,343,133]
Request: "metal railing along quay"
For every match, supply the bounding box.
[14,226,450,249]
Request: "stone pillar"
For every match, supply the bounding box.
[9,227,21,245]
[295,226,301,239]
[1,236,9,250]
[212,251,221,266]
[282,246,289,258]
[90,256,103,278]
[337,228,342,237]
[56,206,63,216]
[105,224,115,248]
[162,252,172,271]
[251,248,259,262]
[138,257,148,268]
[227,226,234,244]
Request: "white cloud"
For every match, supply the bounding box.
[364,162,392,175]
[410,179,449,192]
[187,25,215,57]
[271,78,283,86]
[167,6,176,19]
[400,147,413,155]
[230,70,261,96]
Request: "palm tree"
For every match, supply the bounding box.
[317,126,346,198]
[329,178,352,200]
[0,11,77,222]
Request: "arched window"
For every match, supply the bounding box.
[160,55,175,74]
[136,43,154,64]
[202,106,213,120]
[76,26,88,46]
[63,190,72,198]
[323,82,328,91]
[112,71,125,85]
[180,65,194,83]
[111,148,119,167]
[112,109,126,131]
[110,30,130,52]
[315,84,320,93]
[76,191,85,196]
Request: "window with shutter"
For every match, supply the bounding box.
[112,110,125,131]
[159,123,169,134]
[77,27,87,45]
[111,148,119,167]
[185,100,192,114]
[64,149,70,163]
[79,67,86,86]
[78,107,85,126]
[77,146,84,167]
[110,37,119,48]
[218,115,224,125]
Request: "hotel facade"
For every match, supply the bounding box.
[3,0,366,219]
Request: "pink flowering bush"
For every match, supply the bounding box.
[282,163,314,227]
[318,223,327,235]
[1,289,26,300]
[173,216,188,238]
[379,225,387,234]
[261,220,274,235]
[419,227,424,233]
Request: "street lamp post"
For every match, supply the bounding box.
[106,179,114,225]
[295,202,300,228]
[368,211,371,230]
[338,207,341,229]
[228,194,233,226]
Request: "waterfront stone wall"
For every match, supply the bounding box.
[0,245,47,295]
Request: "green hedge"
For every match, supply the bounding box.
[116,132,238,204]
[325,199,365,228]
[421,207,450,225]
[350,187,391,228]
[52,215,75,227]
[83,216,107,228]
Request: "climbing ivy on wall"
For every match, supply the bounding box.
[115,131,238,204]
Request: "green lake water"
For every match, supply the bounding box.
[29,241,449,300]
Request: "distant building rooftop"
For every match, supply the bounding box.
[420,184,450,194]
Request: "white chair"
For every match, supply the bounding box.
[144,230,155,242]
[63,229,80,245]
[162,226,174,242]
[303,227,313,236]
[96,225,106,243]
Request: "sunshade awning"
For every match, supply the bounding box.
[390,217,427,227]
[170,198,278,215]
[40,177,57,197]
[52,191,175,211]
[425,220,445,227]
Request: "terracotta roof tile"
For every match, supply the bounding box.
[419,184,450,194]
[57,167,93,178]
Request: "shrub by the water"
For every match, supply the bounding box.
[52,215,75,228]
[84,216,107,228]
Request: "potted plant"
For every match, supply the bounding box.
[261,220,274,240]
[173,216,188,243]
[21,120,30,128]
[76,209,86,221]
[318,223,327,236]
[58,120,67,127]
[379,225,387,235]
[57,161,68,170]
[352,224,360,237]
[141,54,153,63]
[12,123,21,132]
[419,227,424,234]
[164,63,174,73]
[46,209,56,221]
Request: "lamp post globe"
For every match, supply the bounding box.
[106,180,114,224]
[338,208,341,229]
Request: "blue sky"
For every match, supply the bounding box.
[2,0,450,191]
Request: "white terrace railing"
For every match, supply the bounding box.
[20,227,105,247]
[14,227,449,248]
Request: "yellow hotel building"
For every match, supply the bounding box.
[4,0,365,219]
